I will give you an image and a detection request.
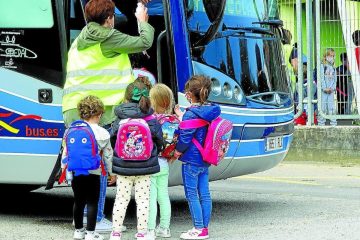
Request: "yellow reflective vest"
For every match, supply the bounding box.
[62,39,135,124]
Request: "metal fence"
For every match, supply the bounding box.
[279,0,360,126]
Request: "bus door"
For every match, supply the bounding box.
[0,0,66,184]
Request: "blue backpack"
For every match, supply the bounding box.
[62,120,102,176]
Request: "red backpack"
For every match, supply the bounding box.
[179,117,233,166]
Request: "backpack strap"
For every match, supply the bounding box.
[143,114,155,121]
[100,150,106,176]
[179,119,208,129]
[179,119,209,159]
[58,164,67,184]
[191,138,205,156]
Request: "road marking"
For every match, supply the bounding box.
[235,176,322,186]
[240,176,357,179]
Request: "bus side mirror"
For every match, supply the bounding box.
[203,0,225,23]
[279,27,292,45]
[192,0,226,47]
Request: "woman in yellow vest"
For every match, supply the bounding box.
[63,0,154,127]
[62,0,154,236]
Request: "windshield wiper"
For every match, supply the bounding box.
[252,20,283,27]
[222,26,274,35]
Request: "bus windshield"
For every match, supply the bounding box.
[187,0,268,32]
[187,0,290,101]
[0,0,65,87]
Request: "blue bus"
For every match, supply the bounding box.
[0,0,293,188]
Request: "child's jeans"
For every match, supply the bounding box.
[182,163,212,229]
[112,175,151,232]
[318,93,337,126]
[148,167,171,230]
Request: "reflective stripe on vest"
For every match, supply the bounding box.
[62,39,135,112]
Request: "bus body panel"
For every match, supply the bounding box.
[0,69,64,184]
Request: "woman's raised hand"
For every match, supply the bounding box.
[135,2,149,23]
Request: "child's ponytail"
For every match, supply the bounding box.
[124,78,151,114]
[199,79,211,104]
[138,94,151,114]
[185,75,212,104]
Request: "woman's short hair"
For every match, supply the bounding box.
[85,0,115,25]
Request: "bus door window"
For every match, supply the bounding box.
[68,0,87,45]
[0,0,66,88]
[114,0,176,93]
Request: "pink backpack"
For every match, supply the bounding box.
[179,117,233,166]
[115,115,154,161]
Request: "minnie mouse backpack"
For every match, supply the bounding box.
[115,115,155,161]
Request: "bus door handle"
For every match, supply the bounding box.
[38,89,53,103]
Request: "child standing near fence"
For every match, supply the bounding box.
[110,80,163,240]
[62,95,116,240]
[171,76,221,240]
[318,48,337,126]
[147,84,179,239]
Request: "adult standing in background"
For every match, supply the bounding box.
[62,0,155,233]
[336,53,352,115]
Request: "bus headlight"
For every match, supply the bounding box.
[234,86,243,102]
[211,78,221,96]
[223,83,232,98]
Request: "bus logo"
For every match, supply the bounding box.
[0,112,41,134]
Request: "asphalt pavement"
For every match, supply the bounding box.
[1,162,360,240]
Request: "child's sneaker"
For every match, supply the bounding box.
[95,218,127,233]
[73,228,86,239]
[109,231,122,240]
[155,226,171,238]
[95,218,112,233]
[85,231,104,240]
[147,230,156,240]
[180,228,209,240]
[135,231,147,240]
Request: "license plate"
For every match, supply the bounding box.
[266,136,283,151]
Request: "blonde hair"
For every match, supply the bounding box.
[149,84,174,114]
[322,48,335,64]
[77,95,105,120]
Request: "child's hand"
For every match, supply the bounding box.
[168,156,177,163]
[108,175,117,186]
[174,105,184,120]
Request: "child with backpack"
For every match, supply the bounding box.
[147,83,180,239]
[61,95,116,240]
[110,79,163,240]
[171,75,222,240]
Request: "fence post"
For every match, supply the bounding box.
[306,0,314,126]
[294,0,304,120]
